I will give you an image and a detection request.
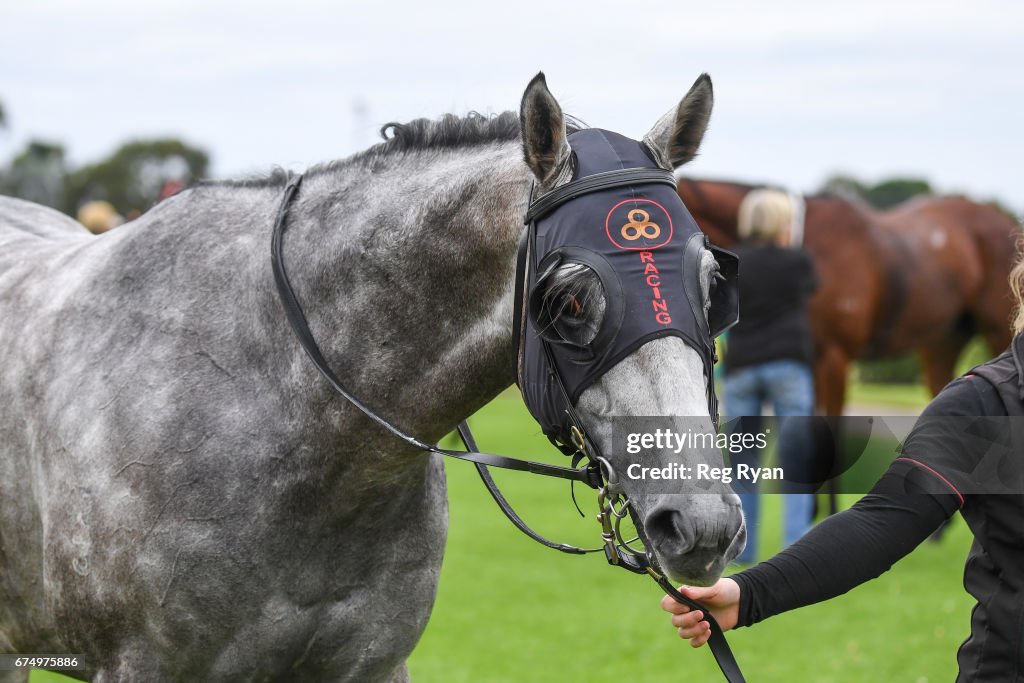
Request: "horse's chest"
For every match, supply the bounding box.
[205,495,446,680]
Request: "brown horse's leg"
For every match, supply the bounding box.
[815,344,849,416]
[919,330,972,397]
[815,345,849,516]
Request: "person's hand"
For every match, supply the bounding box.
[660,578,741,648]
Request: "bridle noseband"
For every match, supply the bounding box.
[270,156,745,682]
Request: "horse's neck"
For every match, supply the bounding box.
[110,147,527,450]
[271,147,529,444]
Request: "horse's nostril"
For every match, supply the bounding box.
[644,509,695,556]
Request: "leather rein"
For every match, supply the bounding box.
[269,173,746,683]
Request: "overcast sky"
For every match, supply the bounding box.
[3,0,1022,211]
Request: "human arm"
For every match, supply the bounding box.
[662,461,958,645]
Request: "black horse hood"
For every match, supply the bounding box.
[517,128,738,450]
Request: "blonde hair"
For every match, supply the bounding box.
[77,200,123,234]
[738,189,794,243]
[1011,238,1024,334]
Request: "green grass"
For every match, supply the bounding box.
[847,380,932,410]
[31,391,973,683]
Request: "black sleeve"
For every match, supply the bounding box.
[730,460,959,628]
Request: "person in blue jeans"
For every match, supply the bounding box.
[723,189,819,564]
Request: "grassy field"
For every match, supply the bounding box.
[847,380,932,410]
[31,385,973,683]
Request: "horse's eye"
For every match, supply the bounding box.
[538,264,605,347]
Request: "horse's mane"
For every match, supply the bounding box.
[362,111,585,157]
[198,111,586,189]
[338,110,586,171]
[367,112,523,156]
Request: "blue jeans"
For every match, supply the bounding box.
[724,359,816,563]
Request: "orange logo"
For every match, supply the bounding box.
[621,209,661,241]
[605,199,673,251]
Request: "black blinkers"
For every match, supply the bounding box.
[708,244,740,338]
[514,128,739,454]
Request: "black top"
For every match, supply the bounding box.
[731,374,1024,682]
[723,242,818,373]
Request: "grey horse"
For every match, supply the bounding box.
[0,73,743,682]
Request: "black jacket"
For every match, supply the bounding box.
[723,242,818,373]
[952,336,1024,681]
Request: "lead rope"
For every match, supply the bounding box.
[657,577,746,682]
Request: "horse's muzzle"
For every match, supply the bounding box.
[643,494,746,585]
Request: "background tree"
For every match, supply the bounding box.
[0,140,68,209]
[863,178,933,208]
[819,174,932,209]
[818,173,867,200]
[64,138,209,216]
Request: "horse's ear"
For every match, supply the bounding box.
[520,72,571,183]
[643,73,713,169]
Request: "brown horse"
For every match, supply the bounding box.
[680,178,1021,415]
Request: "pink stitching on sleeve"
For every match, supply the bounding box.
[895,457,965,507]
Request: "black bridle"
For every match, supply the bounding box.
[270,172,746,683]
